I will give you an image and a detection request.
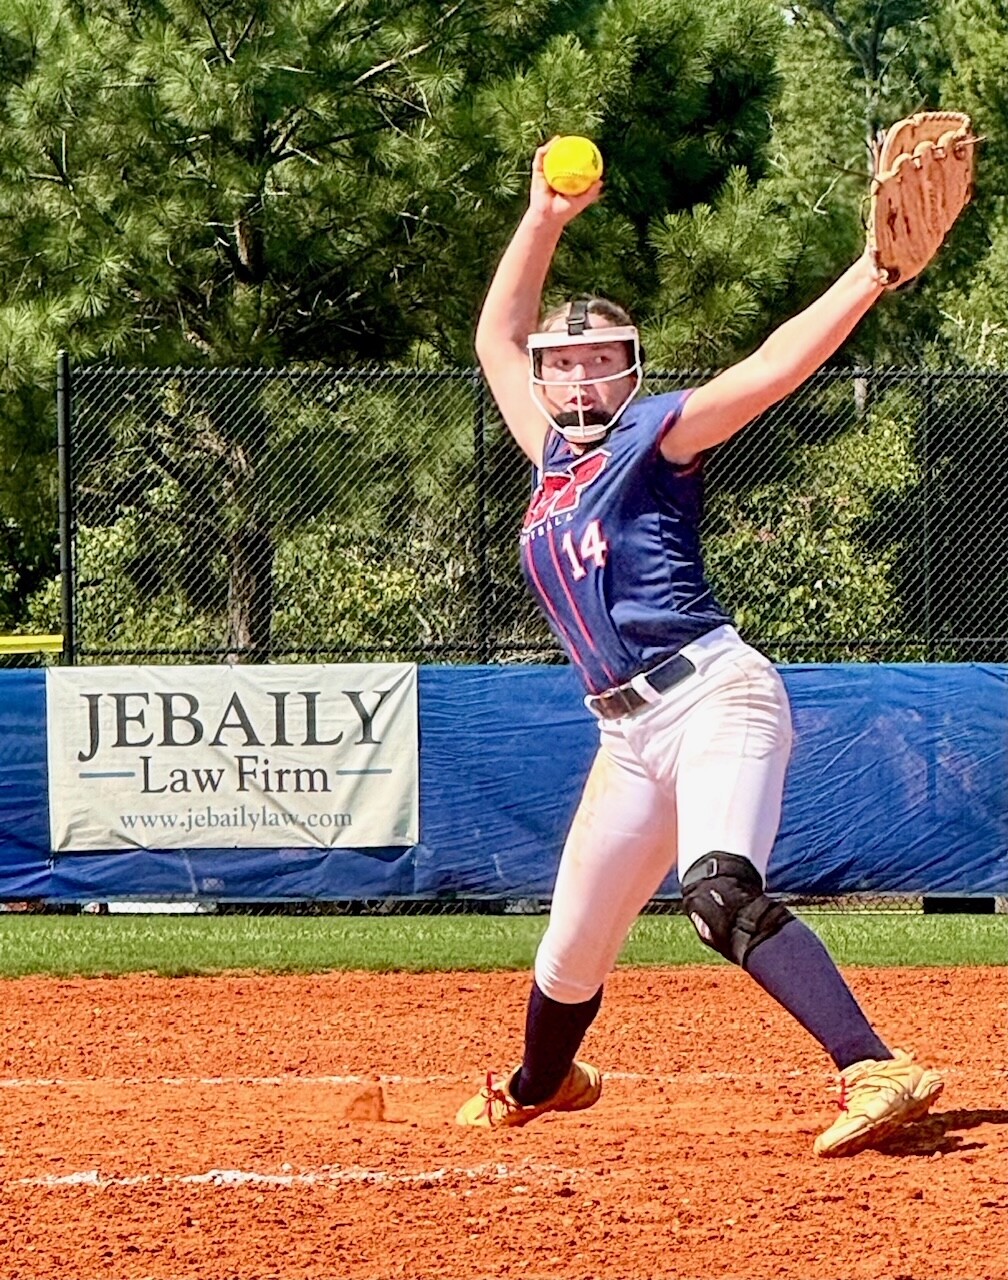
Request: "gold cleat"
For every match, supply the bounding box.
[455,1060,601,1128]
[814,1049,944,1156]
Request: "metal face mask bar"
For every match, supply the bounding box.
[527,323,643,444]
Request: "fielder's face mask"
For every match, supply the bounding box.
[527,301,643,445]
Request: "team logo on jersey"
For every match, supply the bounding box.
[521,450,610,535]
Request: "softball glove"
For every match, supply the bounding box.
[867,111,976,288]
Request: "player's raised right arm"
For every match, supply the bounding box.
[475,144,601,464]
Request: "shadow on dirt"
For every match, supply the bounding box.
[876,1108,1008,1157]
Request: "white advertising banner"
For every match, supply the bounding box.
[46,664,419,852]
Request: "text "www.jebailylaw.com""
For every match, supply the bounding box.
[119,805,353,833]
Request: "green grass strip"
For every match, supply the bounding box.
[0,911,1004,978]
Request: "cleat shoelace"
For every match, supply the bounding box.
[834,1068,910,1116]
[480,1071,520,1125]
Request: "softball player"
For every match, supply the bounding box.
[455,143,944,1156]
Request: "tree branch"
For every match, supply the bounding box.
[197,0,232,65]
[230,13,258,60]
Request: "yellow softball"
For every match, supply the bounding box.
[543,135,604,196]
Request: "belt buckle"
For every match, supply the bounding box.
[591,655,695,720]
[593,684,644,719]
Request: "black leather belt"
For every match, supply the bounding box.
[587,653,696,720]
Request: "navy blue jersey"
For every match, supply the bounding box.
[519,391,732,694]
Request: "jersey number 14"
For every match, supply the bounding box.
[560,519,608,580]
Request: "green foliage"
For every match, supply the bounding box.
[938,302,1008,370]
[645,167,802,367]
[762,13,869,290]
[935,0,1008,366]
[706,384,922,655]
[0,0,484,368]
[784,0,947,136]
[768,0,968,361]
[272,520,471,659]
[0,0,798,372]
[73,516,227,657]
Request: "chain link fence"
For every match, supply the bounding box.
[55,362,1008,913]
[64,363,1008,667]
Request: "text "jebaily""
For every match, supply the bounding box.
[76,688,396,764]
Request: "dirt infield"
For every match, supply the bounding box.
[1,965,1005,1280]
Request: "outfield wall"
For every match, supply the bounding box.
[1,665,1005,902]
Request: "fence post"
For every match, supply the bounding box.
[472,370,491,663]
[56,350,75,666]
[922,371,934,660]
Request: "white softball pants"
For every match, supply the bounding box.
[534,626,793,1004]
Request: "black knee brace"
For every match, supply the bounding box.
[680,852,794,969]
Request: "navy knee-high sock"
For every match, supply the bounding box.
[744,918,891,1070]
[512,981,603,1105]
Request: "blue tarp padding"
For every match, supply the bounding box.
[1,664,1005,901]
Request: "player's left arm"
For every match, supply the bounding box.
[661,250,884,465]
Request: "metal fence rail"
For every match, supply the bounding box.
[63,362,1008,667]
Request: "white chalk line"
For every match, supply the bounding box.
[10,1160,583,1191]
[0,1066,988,1099]
[0,1068,828,1089]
